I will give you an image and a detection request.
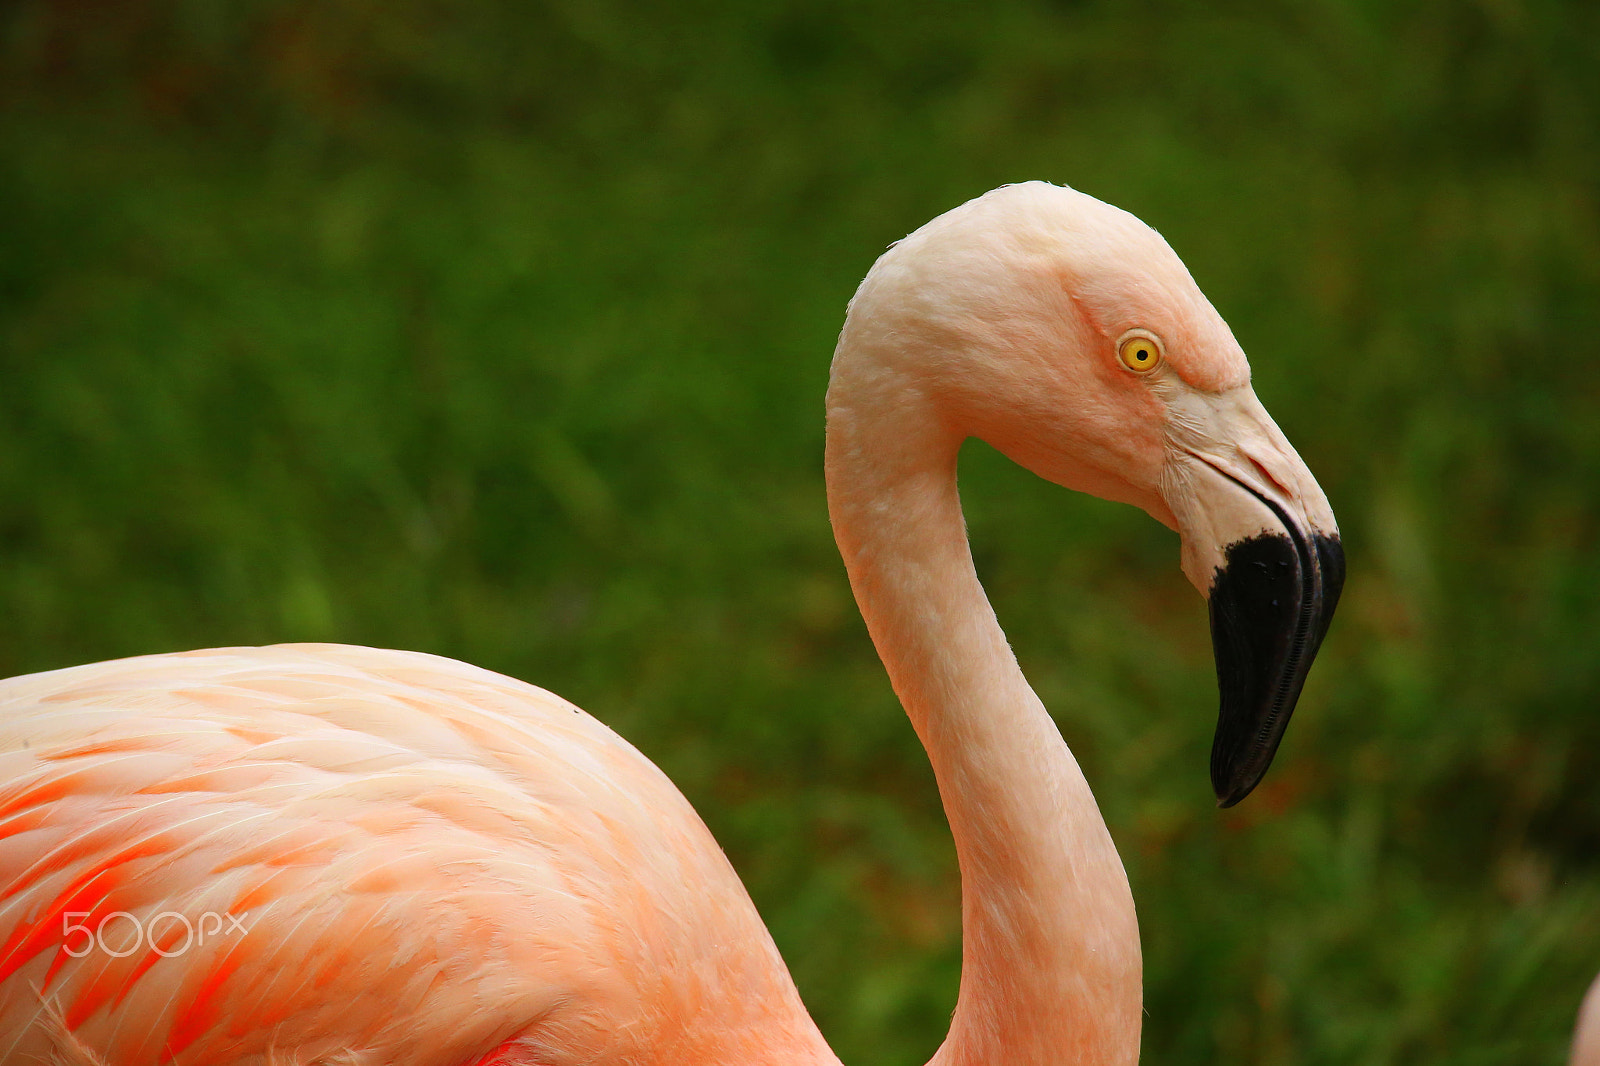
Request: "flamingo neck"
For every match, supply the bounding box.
[825,375,1142,1066]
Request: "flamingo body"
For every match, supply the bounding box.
[0,644,830,1066]
[1572,972,1600,1066]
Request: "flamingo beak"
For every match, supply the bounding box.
[1158,386,1345,807]
[1201,485,1343,807]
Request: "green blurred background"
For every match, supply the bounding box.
[3,1,1598,1062]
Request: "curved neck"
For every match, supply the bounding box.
[825,369,1141,1066]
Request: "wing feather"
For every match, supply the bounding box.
[0,644,809,1066]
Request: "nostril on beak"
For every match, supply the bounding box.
[1246,454,1291,499]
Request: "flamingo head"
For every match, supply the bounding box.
[840,181,1344,806]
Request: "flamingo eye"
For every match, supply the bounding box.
[1117,332,1163,373]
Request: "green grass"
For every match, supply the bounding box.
[3,1,1599,1062]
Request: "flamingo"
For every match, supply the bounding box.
[1572,974,1600,1065]
[0,182,1342,1066]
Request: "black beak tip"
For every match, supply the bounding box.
[1206,530,1342,808]
[1211,731,1272,807]
[1212,769,1263,809]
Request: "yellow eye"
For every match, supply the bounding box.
[1117,332,1163,373]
